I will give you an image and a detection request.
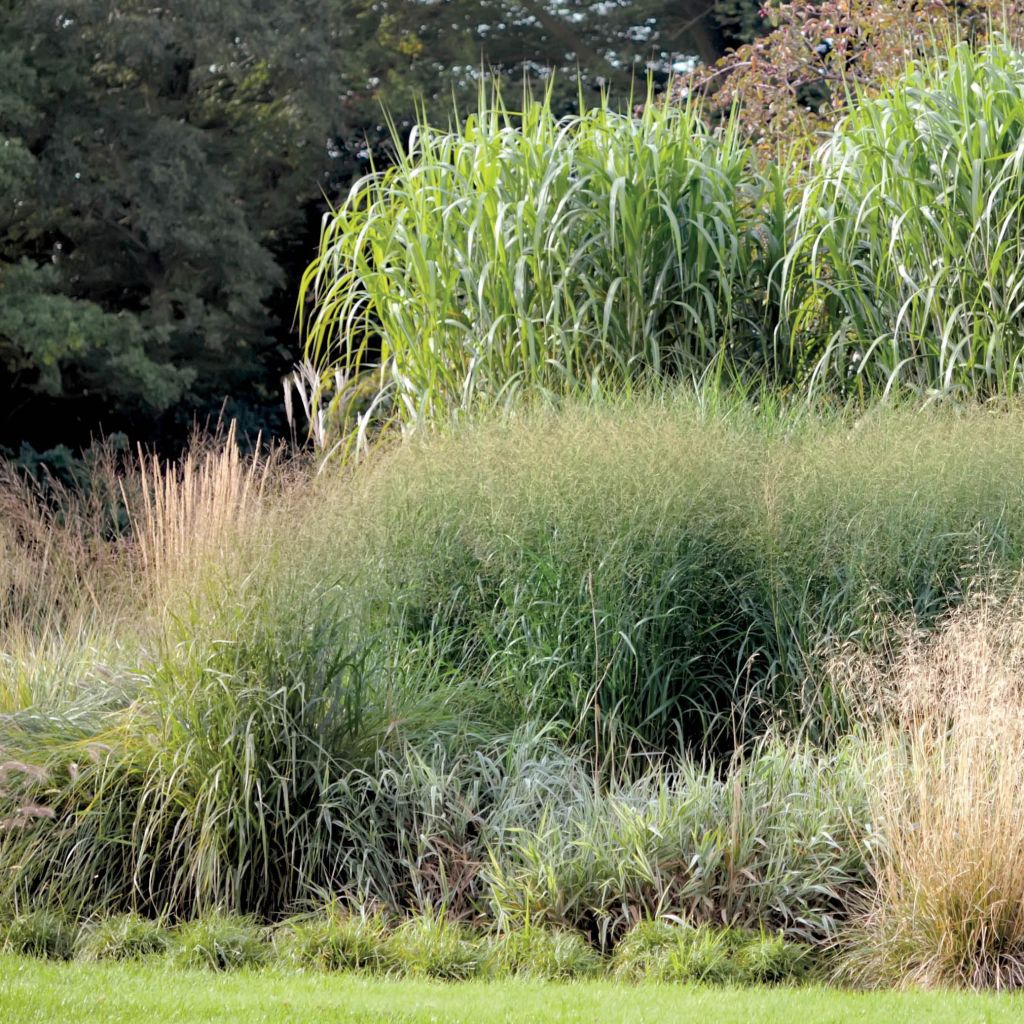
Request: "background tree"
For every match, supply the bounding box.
[677,0,1024,156]
[0,0,757,465]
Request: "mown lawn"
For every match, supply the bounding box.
[0,956,1021,1023]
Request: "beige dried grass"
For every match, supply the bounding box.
[123,422,275,594]
[845,595,1024,989]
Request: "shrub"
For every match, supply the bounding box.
[678,0,1024,156]
[1,908,75,960]
[785,41,1024,398]
[169,913,270,971]
[75,913,170,961]
[488,925,602,980]
[301,86,787,440]
[383,914,488,980]
[274,910,387,972]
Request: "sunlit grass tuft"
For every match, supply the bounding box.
[843,596,1024,989]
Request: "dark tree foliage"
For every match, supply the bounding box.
[0,0,754,462]
[0,0,358,456]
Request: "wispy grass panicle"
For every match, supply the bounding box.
[123,421,275,594]
[843,596,1024,989]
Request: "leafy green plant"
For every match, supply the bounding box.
[75,913,170,962]
[169,913,270,971]
[301,84,788,443]
[2,908,76,960]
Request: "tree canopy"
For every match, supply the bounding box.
[0,0,756,462]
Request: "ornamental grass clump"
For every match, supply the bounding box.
[734,928,813,984]
[785,40,1024,398]
[75,912,170,962]
[169,912,270,971]
[844,597,1024,989]
[0,576,404,919]
[383,913,489,980]
[346,396,1024,754]
[1,908,75,960]
[123,420,278,600]
[488,925,603,980]
[485,740,870,947]
[611,919,685,980]
[658,924,738,984]
[613,919,811,985]
[301,84,787,438]
[273,909,388,972]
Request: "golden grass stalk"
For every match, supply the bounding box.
[123,422,273,594]
[846,596,1024,989]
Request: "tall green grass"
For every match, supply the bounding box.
[299,41,1024,432]
[7,396,1024,978]
[785,40,1024,398]
[341,396,1024,751]
[301,85,787,438]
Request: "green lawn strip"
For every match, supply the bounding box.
[0,956,1021,1024]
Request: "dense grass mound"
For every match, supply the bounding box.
[345,398,1024,750]
[169,914,270,971]
[273,910,388,972]
[75,914,170,962]
[1,909,75,961]
[488,926,603,980]
[486,739,867,943]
